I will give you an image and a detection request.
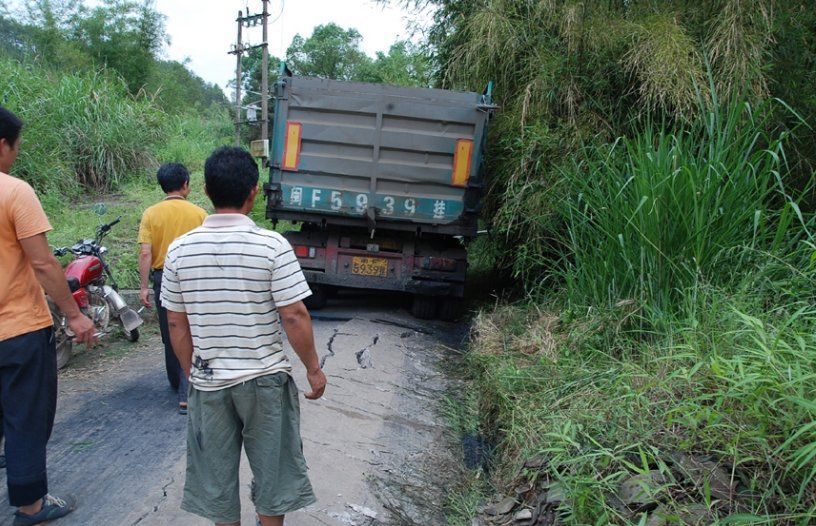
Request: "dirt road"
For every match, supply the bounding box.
[0,293,467,526]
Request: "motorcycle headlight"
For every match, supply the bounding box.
[98,247,108,255]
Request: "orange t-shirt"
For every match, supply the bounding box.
[0,172,54,341]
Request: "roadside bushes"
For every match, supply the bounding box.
[466,297,816,524]
[0,57,164,192]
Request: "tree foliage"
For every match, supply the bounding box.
[286,23,369,81]
[2,0,227,111]
[359,41,432,87]
[275,22,430,87]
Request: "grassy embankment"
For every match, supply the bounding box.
[447,97,816,525]
[0,57,285,288]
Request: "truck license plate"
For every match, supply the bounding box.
[351,257,388,277]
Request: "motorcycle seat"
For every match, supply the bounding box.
[67,277,81,292]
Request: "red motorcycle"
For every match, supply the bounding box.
[50,216,144,368]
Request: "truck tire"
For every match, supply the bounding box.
[439,298,463,322]
[411,295,437,320]
[304,285,327,310]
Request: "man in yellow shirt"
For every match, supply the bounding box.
[138,163,207,414]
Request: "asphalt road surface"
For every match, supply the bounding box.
[0,292,467,526]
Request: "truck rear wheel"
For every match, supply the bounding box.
[304,284,327,310]
[439,298,463,321]
[411,295,438,320]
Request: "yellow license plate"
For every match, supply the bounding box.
[351,256,389,277]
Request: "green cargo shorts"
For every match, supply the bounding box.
[180,372,316,523]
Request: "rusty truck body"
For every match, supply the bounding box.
[264,70,493,319]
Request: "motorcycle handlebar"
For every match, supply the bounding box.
[97,216,122,234]
[54,246,82,257]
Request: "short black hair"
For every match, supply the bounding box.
[156,163,189,193]
[0,106,23,145]
[204,147,259,209]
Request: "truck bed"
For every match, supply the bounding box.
[266,75,492,237]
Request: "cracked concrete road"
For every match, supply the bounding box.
[0,293,467,526]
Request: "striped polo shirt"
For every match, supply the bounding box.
[160,214,312,391]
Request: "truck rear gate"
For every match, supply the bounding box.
[265,70,493,319]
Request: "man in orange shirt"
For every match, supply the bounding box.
[138,164,207,414]
[0,106,96,525]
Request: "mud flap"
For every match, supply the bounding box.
[118,307,143,332]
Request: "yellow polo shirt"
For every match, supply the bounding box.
[138,198,207,270]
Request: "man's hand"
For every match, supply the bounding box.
[67,312,97,346]
[279,301,325,400]
[139,288,151,308]
[167,310,193,376]
[305,367,327,400]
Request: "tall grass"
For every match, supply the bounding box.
[555,96,810,324]
[155,108,233,172]
[0,57,165,192]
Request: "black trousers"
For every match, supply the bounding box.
[0,327,57,506]
[153,270,188,403]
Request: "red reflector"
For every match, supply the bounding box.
[421,257,457,272]
[294,246,316,258]
[72,288,89,308]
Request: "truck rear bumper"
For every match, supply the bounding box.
[302,270,458,296]
[287,229,466,298]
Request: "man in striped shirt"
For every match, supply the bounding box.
[161,146,326,526]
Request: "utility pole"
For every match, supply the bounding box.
[232,10,243,146]
[227,3,271,156]
[260,0,269,149]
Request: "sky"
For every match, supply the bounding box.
[153,0,426,90]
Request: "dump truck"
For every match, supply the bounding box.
[264,68,494,320]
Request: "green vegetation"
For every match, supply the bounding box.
[285,23,430,86]
[419,0,816,281]
[392,0,816,523]
[1,1,232,195]
[1,57,164,192]
[239,22,429,103]
[556,96,806,320]
[456,100,816,523]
